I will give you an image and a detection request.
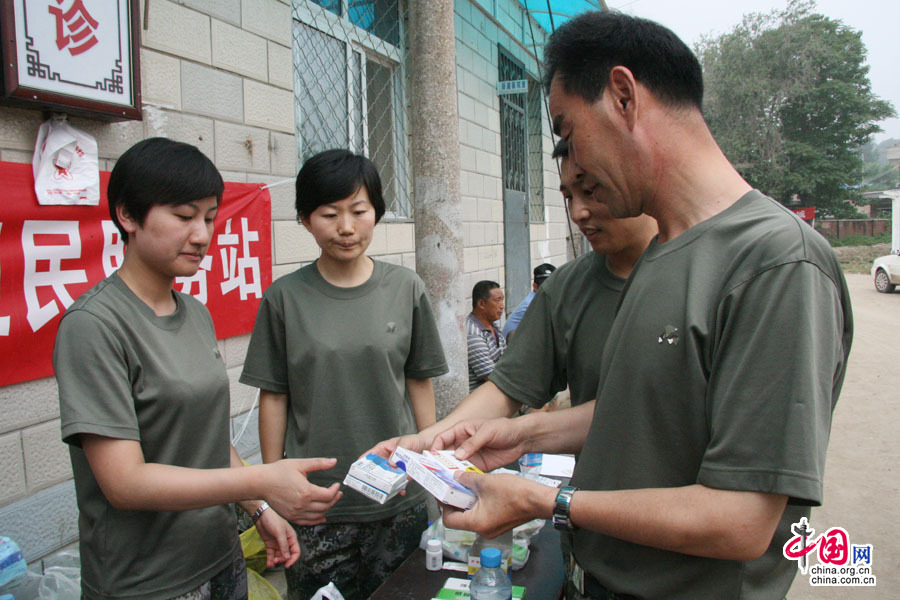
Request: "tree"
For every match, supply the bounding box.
[696,0,895,217]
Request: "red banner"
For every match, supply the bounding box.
[0,161,272,387]
[791,207,816,221]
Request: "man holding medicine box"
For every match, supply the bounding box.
[425,10,852,600]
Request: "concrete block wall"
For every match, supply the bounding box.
[455,0,570,307]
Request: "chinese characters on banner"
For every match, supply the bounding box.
[0,161,272,387]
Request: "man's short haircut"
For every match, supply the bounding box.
[107,137,224,242]
[543,10,703,111]
[295,149,386,223]
[472,280,500,311]
[552,138,569,160]
[533,263,556,284]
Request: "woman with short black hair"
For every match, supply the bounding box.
[241,149,449,599]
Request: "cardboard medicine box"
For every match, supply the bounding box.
[343,453,407,504]
[432,577,525,599]
[390,447,481,509]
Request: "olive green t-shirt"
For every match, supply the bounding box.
[572,191,853,599]
[54,273,238,600]
[240,260,448,521]
[489,251,625,408]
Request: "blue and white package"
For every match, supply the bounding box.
[0,537,26,588]
[343,453,408,503]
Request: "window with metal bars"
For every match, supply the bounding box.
[498,47,545,223]
[293,0,410,217]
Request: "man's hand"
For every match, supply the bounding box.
[442,472,556,538]
[432,417,527,472]
[254,507,301,568]
[263,458,342,525]
[365,433,428,461]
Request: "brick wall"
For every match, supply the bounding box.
[815,219,890,240]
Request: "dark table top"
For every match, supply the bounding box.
[369,523,565,600]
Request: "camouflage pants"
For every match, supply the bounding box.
[286,503,427,600]
[170,541,248,600]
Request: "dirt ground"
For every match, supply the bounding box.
[831,243,891,274]
[787,272,900,598]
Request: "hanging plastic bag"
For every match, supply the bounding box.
[32,116,100,205]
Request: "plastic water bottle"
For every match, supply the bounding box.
[518,452,542,480]
[468,529,512,577]
[470,548,512,600]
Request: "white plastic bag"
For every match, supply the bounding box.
[310,582,345,600]
[32,116,99,205]
[37,567,80,600]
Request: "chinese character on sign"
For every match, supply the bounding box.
[218,218,262,300]
[22,220,88,332]
[48,0,100,57]
[176,255,213,304]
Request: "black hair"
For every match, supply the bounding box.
[472,280,500,311]
[295,149,386,222]
[107,137,224,242]
[543,10,703,110]
[552,138,569,160]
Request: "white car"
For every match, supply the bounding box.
[871,251,900,293]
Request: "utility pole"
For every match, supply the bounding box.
[408,1,467,417]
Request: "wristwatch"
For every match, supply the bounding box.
[251,501,270,525]
[552,486,578,531]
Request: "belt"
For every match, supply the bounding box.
[568,558,639,600]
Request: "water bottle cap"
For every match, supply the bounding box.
[480,547,502,568]
[427,539,442,550]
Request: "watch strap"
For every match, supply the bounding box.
[552,485,578,531]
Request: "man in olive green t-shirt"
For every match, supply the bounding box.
[434,12,852,600]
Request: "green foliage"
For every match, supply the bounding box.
[696,0,895,217]
[827,230,891,247]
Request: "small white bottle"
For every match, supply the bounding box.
[426,538,443,571]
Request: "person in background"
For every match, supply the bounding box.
[54,138,341,600]
[466,280,506,391]
[502,263,556,341]
[240,149,448,600]
[433,10,852,600]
